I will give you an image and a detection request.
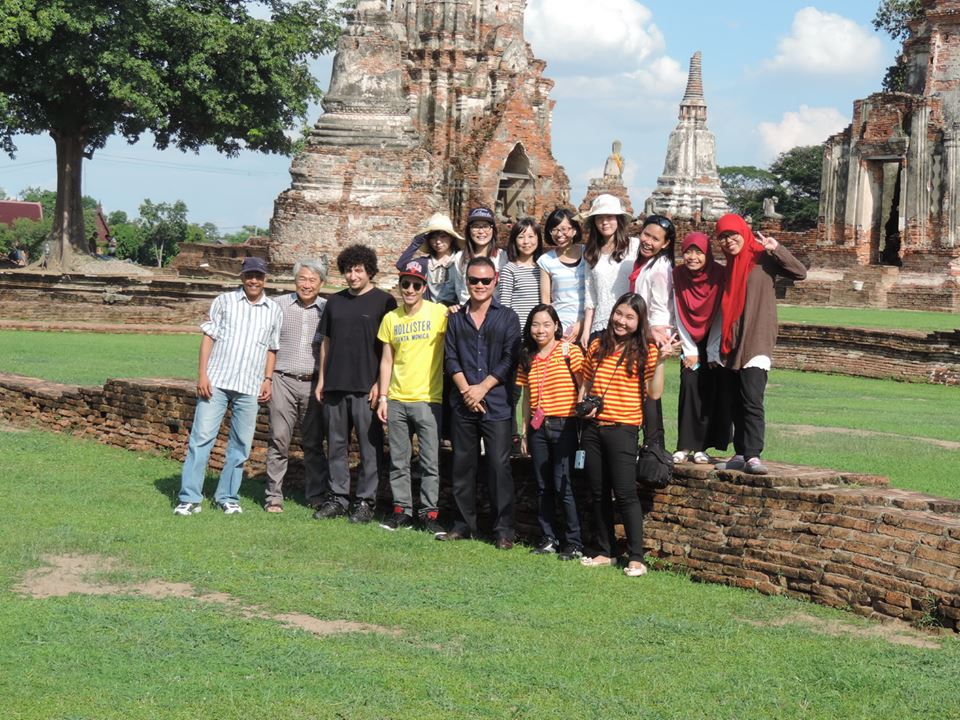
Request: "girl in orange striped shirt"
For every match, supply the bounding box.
[517,304,585,559]
[578,292,673,577]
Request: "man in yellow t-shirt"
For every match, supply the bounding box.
[376,262,449,534]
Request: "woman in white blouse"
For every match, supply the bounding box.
[577,194,640,347]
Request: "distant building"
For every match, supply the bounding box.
[0,200,43,226]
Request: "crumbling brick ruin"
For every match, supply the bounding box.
[819,0,960,273]
[269,0,570,269]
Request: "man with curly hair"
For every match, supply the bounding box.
[313,244,397,523]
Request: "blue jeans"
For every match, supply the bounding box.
[528,416,582,548]
[178,387,260,505]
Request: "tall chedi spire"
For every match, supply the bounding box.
[645,51,728,220]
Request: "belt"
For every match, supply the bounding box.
[276,370,317,382]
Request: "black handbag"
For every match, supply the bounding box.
[635,351,673,488]
[635,442,673,489]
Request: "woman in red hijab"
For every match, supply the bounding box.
[712,214,806,475]
[672,232,729,464]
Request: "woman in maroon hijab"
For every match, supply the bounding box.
[712,214,806,475]
[672,232,729,464]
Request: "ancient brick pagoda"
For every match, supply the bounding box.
[819,0,960,273]
[645,51,729,221]
[269,0,570,268]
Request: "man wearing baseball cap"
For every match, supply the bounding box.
[173,256,283,516]
[375,261,449,533]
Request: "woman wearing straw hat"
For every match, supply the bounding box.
[577,194,640,348]
[395,213,464,303]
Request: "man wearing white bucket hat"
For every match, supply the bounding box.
[395,213,464,303]
[576,194,641,346]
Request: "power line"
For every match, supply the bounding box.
[96,153,289,177]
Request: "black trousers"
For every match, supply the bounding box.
[728,367,767,459]
[677,361,732,452]
[450,413,515,539]
[582,422,645,562]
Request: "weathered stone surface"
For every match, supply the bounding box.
[645,52,729,221]
[819,0,960,274]
[268,0,570,277]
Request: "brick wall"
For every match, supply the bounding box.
[2,371,958,630]
[775,323,960,385]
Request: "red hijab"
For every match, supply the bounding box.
[716,214,763,355]
[672,232,722,343]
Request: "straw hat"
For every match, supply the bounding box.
[417,212,465,245]
[576,194,633,222]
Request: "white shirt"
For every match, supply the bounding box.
[585,237,640,333]
[632,253,674,329]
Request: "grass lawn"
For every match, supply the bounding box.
[0,330,958,499]
[2,428,958,719]
[777,304,959,333]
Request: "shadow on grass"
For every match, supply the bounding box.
[152,469,316,510]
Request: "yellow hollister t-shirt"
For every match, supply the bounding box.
[376,300,448,403]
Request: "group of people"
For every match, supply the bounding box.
[172,195,806,579]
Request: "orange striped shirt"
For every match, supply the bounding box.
[582,339,659,426]
[516,342,584,417]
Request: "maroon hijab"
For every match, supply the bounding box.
[673,232,723,343]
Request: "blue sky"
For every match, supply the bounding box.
[0,1,898,232]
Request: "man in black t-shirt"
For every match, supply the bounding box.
[314,244,397,523]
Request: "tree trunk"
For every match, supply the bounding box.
[48,131,89,270]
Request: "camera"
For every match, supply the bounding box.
[575,395,603,418]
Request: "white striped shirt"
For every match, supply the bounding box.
[201,288,283,396]
[498,262,541,327]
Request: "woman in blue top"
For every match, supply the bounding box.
[395,212,463,302]
[538,208,585,342]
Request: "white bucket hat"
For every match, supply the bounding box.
[577,193,633,221]
[417,212,465,245]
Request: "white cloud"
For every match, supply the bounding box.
[764,7,885,75]
[525,0,664,69]
[758,105,848,157]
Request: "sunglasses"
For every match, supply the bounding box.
[400,279,424,291]
[466,276,494,286]
[646,215,674,231]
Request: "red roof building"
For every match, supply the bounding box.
[0,200,43,226]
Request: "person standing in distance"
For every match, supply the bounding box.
[174,256,283,516]
[313,244,397,523]
[263,258,331,513]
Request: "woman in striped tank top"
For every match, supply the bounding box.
[517,304,585,560]
[578,292,674,577]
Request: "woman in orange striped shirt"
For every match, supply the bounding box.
[517,304,585,560]
[578,292,672,577]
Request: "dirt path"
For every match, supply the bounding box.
[744,611,942,649]
[14,554,400,639]
[772,423,960,451]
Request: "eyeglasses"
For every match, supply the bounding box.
[400,279,424,291]
[471,224,493,232]
[466,276,494,286]
[550,225,573,235]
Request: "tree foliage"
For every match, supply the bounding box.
[0,0,341,269]
[873,0,924,91]
[720,145,824,231]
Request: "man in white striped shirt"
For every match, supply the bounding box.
[174,256,283,516]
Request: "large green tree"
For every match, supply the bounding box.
[769,145,823,231]
[0,0,340,271]
[873,0,924,91]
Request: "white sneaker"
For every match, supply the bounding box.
[672,450,689,464]
[173,502,202,516]
[692,451,711,464]
[218,501,243,515]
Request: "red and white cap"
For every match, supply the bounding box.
[398,261,427,282]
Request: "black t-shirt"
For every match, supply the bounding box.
[319,287,397,393]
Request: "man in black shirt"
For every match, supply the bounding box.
[314,244,397,523]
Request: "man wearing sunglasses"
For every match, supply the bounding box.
[375,263,449,534]
[440,256,522,548]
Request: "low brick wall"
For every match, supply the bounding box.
[775,324,960,385]
[2,372,959,630]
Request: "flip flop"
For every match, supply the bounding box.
[580,555,616,567]
[623,563,648,577]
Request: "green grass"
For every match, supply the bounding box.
[778,305,959,333]
[0,329,199,384]
[0,329,958,499]
[1,428,958,719]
